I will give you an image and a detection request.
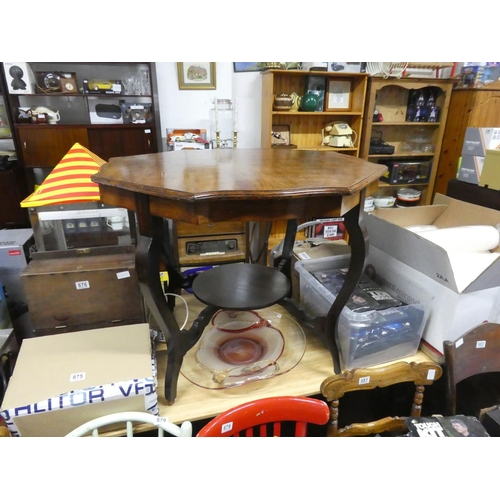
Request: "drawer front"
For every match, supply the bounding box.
[175,221,246,237]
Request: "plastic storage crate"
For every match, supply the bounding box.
[295,254,432,370]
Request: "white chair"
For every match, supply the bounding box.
[65,411,192,437]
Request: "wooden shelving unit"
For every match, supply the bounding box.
[360,77,454,205]
[261,69,368,157]
[1,62,162,168]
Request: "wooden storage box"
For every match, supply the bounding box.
[20,252,144,335]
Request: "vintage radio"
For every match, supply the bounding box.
[379,160,432,185]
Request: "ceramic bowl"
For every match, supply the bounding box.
[374,196,396,208]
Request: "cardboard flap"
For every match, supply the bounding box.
[366,214,459,292]
[368,204,446,228]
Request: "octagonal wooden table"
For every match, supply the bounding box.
[92,148,386,404]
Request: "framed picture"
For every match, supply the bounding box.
[177,62,216,90]
[272,124,290,146]
[233,62,265,73]
[326,79,351,111]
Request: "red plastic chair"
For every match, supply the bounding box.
[196,396,330,437]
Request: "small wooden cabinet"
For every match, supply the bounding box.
[261,69,368,157]
[2,62,162,167]
[360,77,453,205]
[434,84,500,196]
[20,252,145,336]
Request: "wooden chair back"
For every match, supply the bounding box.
[196,396,330,437]
[444,322,500,416]
[320,360,443,436]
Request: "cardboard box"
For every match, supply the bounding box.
[364,194,500,356]
[461,127,500,157]
[479,149,500,190]
[364,194,500,294]
[0,228,35,305]
[457,155,485,184]
[368,246,500,360]
[0,323,158,437]
[2,62,36,94]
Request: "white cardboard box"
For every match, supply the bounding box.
[0,323,158,437]
[2,62,36,94]
[368,246,500,359]
[364,194,500,357]
[364,194,500,294]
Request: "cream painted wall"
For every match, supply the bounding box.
[155,62,262,150]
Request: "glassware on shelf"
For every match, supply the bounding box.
[139,69,150,95]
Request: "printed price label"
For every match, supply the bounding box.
[75,280,90,290]
[221,422,233,434]
[116,271,130,280]
[69,372,86,382]
[476,340,486,349]
[359,376,370,385]
[427,369,436,380]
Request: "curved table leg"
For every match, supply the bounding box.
[325,198,368,373]
[278,197,368,375]
[134,195,220,404]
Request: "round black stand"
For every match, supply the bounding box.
[192,263,291,310]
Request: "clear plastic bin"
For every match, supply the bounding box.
[295,254,432,370]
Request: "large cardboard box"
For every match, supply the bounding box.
[364,194,500,357]
[0,323,158,437]
[461,127,500,157]
[479,149,500,190]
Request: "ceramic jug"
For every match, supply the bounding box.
[289,92,299,112]
[297,92,319,112]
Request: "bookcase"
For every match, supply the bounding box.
[1,62,162,169]
[360,77,453,205]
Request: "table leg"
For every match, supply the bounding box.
[278,198,368,374]
[134,195,219,404]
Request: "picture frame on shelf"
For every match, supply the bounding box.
[233,62,264,73]
[325,79,351,111]
[271,124,296,148]
[177,63,216,90]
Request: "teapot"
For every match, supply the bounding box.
[273,93,294,111]
[297,92,319,112]
[31,106,61,124]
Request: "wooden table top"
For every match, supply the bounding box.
[92,149,386,224]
